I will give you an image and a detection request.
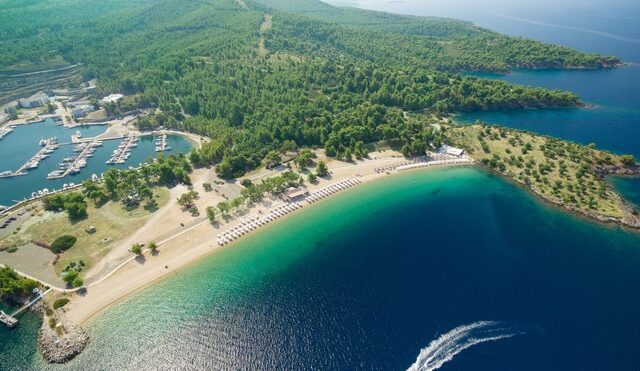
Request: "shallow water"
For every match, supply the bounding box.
[2,2,640,369]
[3,167,639,370]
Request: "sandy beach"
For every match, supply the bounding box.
[65,151,472,325]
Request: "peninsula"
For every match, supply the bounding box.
[0,0,638,364]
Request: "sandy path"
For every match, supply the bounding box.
[82,169,211,282]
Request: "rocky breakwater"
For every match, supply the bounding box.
[39,307,89,363]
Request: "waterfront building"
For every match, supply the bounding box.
[72,104,96,118]
[438,145,465,157]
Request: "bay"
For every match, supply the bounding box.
[3,167,640,370]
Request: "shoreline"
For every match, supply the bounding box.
[480,165,640,232]
[64,156,473,326]
[6,154,635,364]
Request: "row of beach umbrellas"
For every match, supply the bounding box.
[216,202,303,245]
[305,178,361,203]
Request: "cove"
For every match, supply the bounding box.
[0,118,193,207]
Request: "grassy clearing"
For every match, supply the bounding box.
[0,188,169,274]
[446,124,629,218]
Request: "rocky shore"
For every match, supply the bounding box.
[38,307,89,364]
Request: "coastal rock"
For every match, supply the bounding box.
[38,310,89,364]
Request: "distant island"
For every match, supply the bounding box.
[0,0,637,364]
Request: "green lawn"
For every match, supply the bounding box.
[0,188,169,274]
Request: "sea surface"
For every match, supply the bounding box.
[3,167,640,370]
[2,2,640,370]
[0,118,193,207]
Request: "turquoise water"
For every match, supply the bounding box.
[3,167,640,369]
[2,2,640,369]
[0,118,193,207]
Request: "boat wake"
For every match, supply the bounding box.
[489,8,640,45]
[407,321,526,371]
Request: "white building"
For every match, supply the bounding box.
[18,93,49,108]
[100,94,124,104]
[438,145,465,157]
[4,105,17,116]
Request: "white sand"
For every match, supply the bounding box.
[66,151,467,324]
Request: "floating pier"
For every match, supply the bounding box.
[47,141,100,179]
[107,135,137,164]
[155,133,171,152]
[0,288,51,328]
[0,311,18,328]
[0,138,58,178]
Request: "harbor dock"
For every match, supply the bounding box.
[0,288,51,328]
[0,138,58,178]
[47,141,101,179]
[0,126,14,140]
[155,133,171,152]
[106,135,138,164]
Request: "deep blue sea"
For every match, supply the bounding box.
[1,2,640,370]
[3,167,640,370]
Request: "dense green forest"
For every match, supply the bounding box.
[0,0,620,178]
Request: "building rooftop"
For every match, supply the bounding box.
[101,94,124,103]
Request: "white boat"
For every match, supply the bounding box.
[39,138,47,146]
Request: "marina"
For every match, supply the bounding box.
[106,135,138,164]
[155,133,171,152]
[0,138,58,178]
[47,141,102,179]
[0,118,193,208]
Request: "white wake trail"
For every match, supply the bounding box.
[407,321,525,371]
[489,8,640,45]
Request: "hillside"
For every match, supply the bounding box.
[0,0,620,178]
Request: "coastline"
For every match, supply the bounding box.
[7,151,635,364]
[64,155,473,326]
[480,165,640,232]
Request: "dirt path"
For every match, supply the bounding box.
[236,0,249,10]
[258,14,273,57]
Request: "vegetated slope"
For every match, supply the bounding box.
[0,0,616,179]
[254,0,620,71]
